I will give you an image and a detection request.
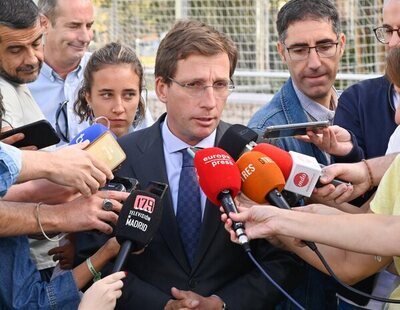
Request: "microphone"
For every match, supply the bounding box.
[236,151,290,209]
[236,150,317,250]
[112,181,168,272]
[69,123,110,145]
[191,147,250,251]
[218,124,346,197]
[69,123,126,170]
[217,124,258,161]
[251,143,346,197]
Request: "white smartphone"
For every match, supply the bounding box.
[263,120,330,139]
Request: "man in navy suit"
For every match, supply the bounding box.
[75,20,301,309]
[113,20,301,309]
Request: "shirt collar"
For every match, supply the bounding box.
[41,56,86,81]
[292,80,337,122]
[161,115,216,154]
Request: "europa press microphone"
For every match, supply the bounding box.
[218,124,346,198]
[189,147,250,251]
[69,123,126,170]
[112,181,168,272]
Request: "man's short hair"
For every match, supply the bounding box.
[0,0,39,31]
[276,0,340,42]
[37,0,59,25]
[155,19,238,82]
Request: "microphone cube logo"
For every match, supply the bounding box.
[294,172,309,187]
[133,195,155,214]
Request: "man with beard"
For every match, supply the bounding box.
[0,0,45,130]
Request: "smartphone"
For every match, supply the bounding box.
[263,120,330,139]
[0,119,60,149]
[101,176,140,193]
[84,131,126,170]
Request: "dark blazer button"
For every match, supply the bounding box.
[188,278,197,289]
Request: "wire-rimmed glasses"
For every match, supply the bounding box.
[284,41,340,61]
[168,77,235,99]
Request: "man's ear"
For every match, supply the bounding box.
[40,14,50,32]
[155,76,168,104]
[338,33,346,57]
[277,41,287,63]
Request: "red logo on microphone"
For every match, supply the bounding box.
[133,195,155,213]
[294,173,309,187]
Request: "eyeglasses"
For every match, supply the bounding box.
[373,26,400,44]
[284,42,340,61]
[55,100,69,143]
[168,77,235,99]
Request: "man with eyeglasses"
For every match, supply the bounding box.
[249,0,345,168]
[75,19,300,309]
[248,0,348,309]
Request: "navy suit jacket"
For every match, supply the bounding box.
[114,114,301,309]
[75,114,301,309]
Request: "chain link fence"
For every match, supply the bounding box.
[91,0,384,124]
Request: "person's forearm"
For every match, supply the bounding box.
[0,201,66,237]
[279,235,391,285]
[72,243,117,289]
[18,150,53,183]
[277,211,400,256]
[367,153,398,186]
[4,180,78,204]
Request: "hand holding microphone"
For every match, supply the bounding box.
[31,141,113,197]
[69,123,126,171]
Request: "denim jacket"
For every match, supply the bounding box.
[0,143,22,197]
[0,236,80,310]
[248,78,329,165]
[0,145,80,309]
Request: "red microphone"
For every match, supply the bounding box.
[236,151,291,210]
[252,143,293,180]
[253,143,325,197]
[192,147,249,250]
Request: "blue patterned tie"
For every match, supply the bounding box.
[176,149,202,266]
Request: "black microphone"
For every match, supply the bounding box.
[218,124,259,160]
[112,181,168,272]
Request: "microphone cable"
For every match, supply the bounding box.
[311,245,400,304]
[242,246,306,310]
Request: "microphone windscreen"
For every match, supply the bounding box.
[193,147,241,205]
[236,151,286,204]
[114,190,163,251]
[252,143,293,180]
[217,124,259,160]
[69,123,110,145]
